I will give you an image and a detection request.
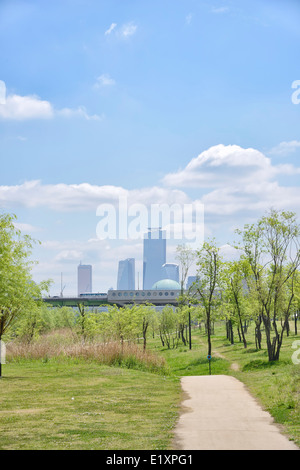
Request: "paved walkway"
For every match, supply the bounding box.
[173,375,299,450]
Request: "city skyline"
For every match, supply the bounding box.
[66,237,184,296]
[74,228,182,296]
[0,1,299,296]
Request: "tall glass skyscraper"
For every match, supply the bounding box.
[162,263,179,283]
[117,258,135,290]
[143,228,166,289]
[186,275,198,289]
[77,263,92,296]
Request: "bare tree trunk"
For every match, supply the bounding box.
[142,318,149,351]
[263,315,284,361]
[232,289,247,348]
[255,316,262,350]
[0,335,2,378]
[77,303,86,342]
[207,308,212,357]
[226,320,234,344]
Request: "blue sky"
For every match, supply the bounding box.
[0,0,300,295]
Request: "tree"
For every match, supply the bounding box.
[76,303,92,342]
[158,306,178,349]
[176,244,196,293]
[292,271,300,335]
[14,303,44,344]
[176,244,196,348]
[137,304,154,351]
[194,239,223,357]
[0,213,50,375]
[235,209,300,361]
[223,259,251,349]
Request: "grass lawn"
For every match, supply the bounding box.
[0,360,180,450]
[0,321,299,449]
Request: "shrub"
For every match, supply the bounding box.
[6,330,168,375]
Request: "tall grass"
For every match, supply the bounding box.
[6,329,168,375]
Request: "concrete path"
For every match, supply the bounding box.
[174,375,299,450]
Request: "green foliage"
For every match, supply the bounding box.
[222,259,253,348]
[6,305,77,343]
[234,209,300,361]
[0,213,51,344]
[158,306,178,349]
[192,239,223,356]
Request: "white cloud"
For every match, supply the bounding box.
[57,106,102,121]
[1,145,299,223]
[1,143,299,221]
[14,222,42,233]
[103,22,137,40]
[162,144,300,189]
[185,13,193,25]
[0,181,126,211]
[161,143,300,222]
[119,22,137,38]
[0,80,7,104]
[200,179,300,217]
[268,140,300,156]
[0,81,102,121]
[94,74,116,88]
[55,250,83,263]
[129,186,189,206]
[219,244,242,261]
[211,6,229,14]
[0,180,189,212]
[105,23,117,35]
[0,93,54,120]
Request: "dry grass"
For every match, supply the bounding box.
[6,329,168,374]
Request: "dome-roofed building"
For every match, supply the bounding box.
[151,279,181,290]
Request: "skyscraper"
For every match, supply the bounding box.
[161,263,179,283]
[77,263,92,296]
[186,275,198,289]
[117,258,135,290]
[143,228,166,289]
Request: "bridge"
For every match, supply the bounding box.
[43,294,109,308]
[43,289,182,308]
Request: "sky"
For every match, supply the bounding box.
[0,0,300,295]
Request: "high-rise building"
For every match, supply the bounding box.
[143,228,166,289]
[161,263,179,283]
[117,258,135,290]
[186,275,198,289]
[77,263,92,296]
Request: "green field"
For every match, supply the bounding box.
[0,360,180,450]
[0,321,299,450]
